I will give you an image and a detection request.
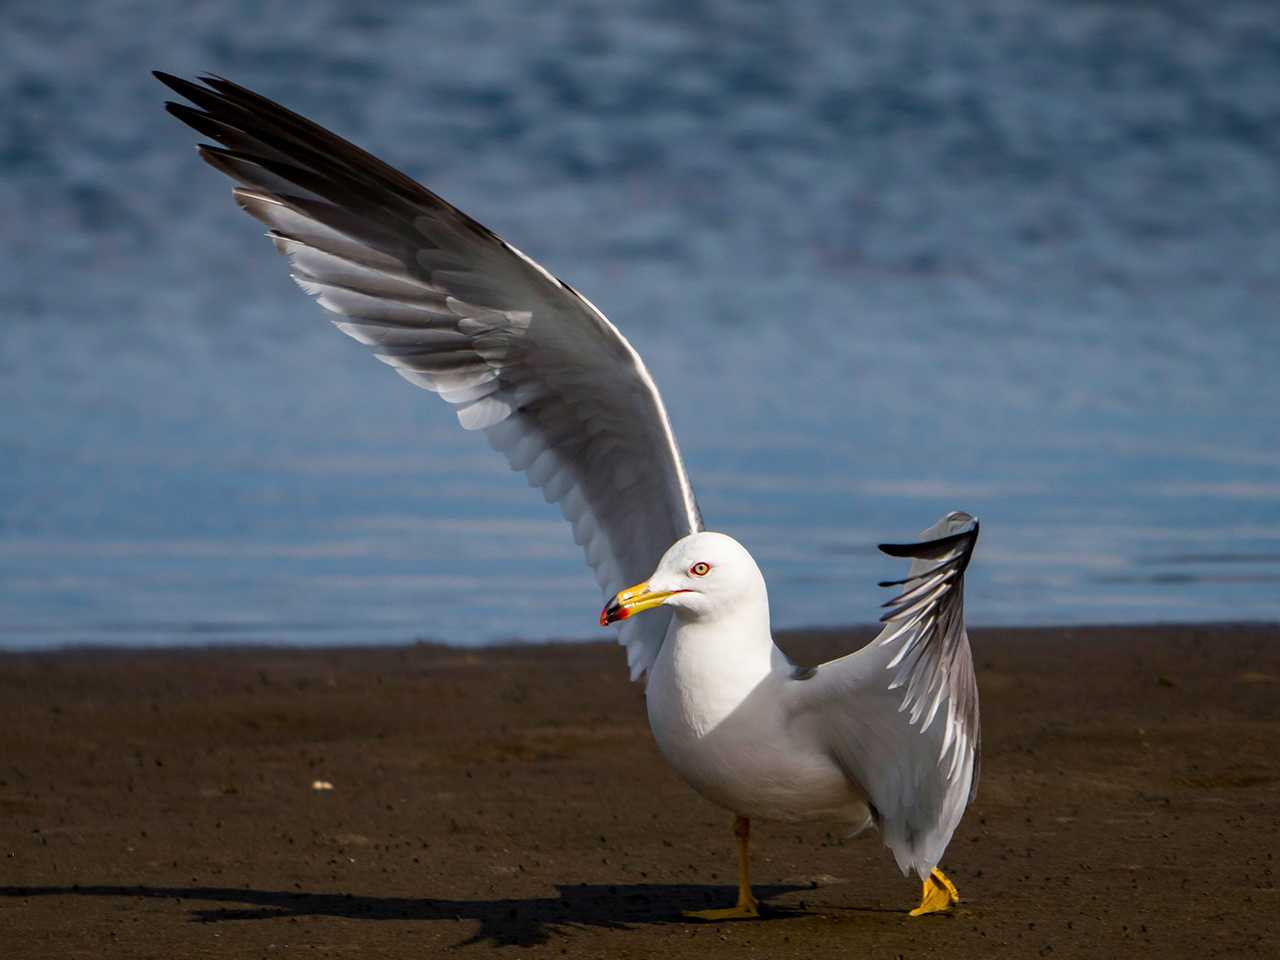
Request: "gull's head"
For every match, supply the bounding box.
[600,531,767,627]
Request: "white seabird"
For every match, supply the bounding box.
[157,72,982,920]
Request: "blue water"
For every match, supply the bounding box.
[3,2,1279,649]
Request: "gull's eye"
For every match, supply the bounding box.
[689,561,712,577]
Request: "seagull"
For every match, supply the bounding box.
[156,72,982,920]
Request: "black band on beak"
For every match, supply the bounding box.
[600,597,627,626]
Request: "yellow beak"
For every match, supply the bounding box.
[600,580,686,626]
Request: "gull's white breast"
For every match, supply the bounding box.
[645,623,871,826]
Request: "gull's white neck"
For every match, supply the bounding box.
[649,593,785,738]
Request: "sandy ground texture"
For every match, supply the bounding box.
[1,624,1277,959]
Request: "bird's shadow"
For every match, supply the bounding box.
[0,881,814,947]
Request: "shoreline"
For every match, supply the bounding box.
[3,618,1277,657]
[2,624,1277,958]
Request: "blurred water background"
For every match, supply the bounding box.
[2,1,1278,649]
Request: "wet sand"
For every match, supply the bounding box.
[1,624,1277,958]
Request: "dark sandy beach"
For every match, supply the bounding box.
[1,624,1277,958]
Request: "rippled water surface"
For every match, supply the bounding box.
[3,2,1279,648]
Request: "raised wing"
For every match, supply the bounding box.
[876,510,981,777]
[789,511,980,878]
[155,73,702,678]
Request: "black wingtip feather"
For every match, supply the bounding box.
[162,100,207,126]
[877,517,980,617]
[877,558,955,588]
[154,71,207,99]
[878,519,979,559]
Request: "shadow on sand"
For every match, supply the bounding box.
[1,881,818,947]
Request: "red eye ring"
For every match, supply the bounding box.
[689,561,711,577]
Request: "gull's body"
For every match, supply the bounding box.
[644,541,873,829]
[157,73,982,920]
[614,526,979,903]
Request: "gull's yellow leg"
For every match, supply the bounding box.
[685,814,760,920]
[909,867,960,916]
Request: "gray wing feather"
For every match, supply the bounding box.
[157,73,703,678]
[791,511,980,879]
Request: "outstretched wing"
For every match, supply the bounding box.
[789,511,980,878]
[156,73,703,679]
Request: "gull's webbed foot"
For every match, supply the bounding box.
[909,867,960,916]
[684,892,760,921]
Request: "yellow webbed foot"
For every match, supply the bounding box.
[684,895,760,921]
[909,867,960,917]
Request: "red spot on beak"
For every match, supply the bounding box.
[600,600,629,626]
